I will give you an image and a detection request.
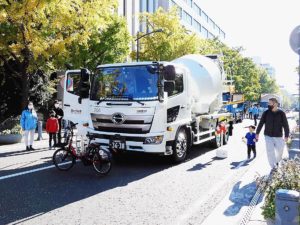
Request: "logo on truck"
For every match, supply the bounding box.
[112,113,125,124]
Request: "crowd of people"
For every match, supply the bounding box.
[20,100,64,151]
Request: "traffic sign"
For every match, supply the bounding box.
[289,25,300,55]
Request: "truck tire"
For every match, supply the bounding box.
[172,128,188,163]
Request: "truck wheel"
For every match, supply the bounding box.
[172,128,188,163]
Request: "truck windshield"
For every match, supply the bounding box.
[90,65,158,101]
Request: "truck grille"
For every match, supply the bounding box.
[91,113,153,134]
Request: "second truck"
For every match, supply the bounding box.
[62,54,234,162]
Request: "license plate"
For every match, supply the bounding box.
[110,135,126,151]
[111,140,125,150]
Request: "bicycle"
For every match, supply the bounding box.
[52,122,112,176]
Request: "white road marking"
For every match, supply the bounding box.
[0,162,73,181]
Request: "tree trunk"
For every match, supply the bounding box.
[20,72,29,112]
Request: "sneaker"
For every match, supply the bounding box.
[30,145,35,150]
[26,146,30,151]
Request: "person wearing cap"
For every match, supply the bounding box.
[256,98,290,168]
[242,125,257,159]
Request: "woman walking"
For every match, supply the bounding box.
[20,101,38,151]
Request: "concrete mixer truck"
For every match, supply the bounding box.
[62,54,234,162]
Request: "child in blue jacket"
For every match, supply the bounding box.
[242,125,257,159]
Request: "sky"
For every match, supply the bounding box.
[198,0,300,95]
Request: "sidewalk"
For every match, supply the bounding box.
[201,138,289,225]
[0,132,49,152]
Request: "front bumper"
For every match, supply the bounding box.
[91,132,168,154]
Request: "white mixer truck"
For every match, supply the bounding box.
[62,54,234,162]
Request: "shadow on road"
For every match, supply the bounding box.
[0,147,51,158]
[187,157,225,171]
[223,180,262,216]
[230,158,254,169]
[0,143,215,225]
[0,155,170,224]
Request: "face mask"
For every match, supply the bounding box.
[268,105,274,110]
[28,105,33,109]
[54,104,59,108]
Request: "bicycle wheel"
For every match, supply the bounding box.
[92,149,112,175]
[52,148,76,171]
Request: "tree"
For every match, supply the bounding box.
[64,15,130,69]
[131,7,200,61]
[0,0,118,116]
[258,68,279,94]
[198,39,262,101]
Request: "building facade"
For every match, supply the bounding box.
[251,56,276,79]
[118,0,226,42]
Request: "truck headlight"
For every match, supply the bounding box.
[144,135,164,144]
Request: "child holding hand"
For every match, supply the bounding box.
[242,125,257,159]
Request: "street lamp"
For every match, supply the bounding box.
[135,28,163,62]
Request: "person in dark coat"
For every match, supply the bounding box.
[256,98,290,169]
[51,100,64,145]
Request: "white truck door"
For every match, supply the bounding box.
[63,70,89,124]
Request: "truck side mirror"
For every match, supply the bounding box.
[79,68,90,100]
[164,81,175,96]
[163,65,176,81]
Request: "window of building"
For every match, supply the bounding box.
[170,0,182,19]
[140,0,147,12]
[208,32,214,39]
[202,11,208,22]
[193,19,201,32]
[208,18,215,29]
[221,30,225,39]
[182,10,192,25]
[202,26,208,38]
[193,3,201,16]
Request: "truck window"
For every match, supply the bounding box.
[169,73,184,97]
[66,73,81,96]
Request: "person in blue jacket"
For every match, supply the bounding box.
[252,105,259,126]
[20,101,38,151]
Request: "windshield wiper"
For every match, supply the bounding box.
[127,96,145,106]
[97,95,145,106]
[97,95,116,105]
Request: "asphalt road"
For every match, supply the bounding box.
[0,119,272,225]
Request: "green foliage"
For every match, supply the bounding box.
[0,124,22,135]
[198,39,262,101]
[261,158,300,220]
[0,116,22,134]
[131,7,201,61]
[0,0,129,118]
[258,68,279,94]
[64,16,131,69]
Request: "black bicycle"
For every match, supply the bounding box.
[52,123,112,176]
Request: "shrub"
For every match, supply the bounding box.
[0,116,22,135]
[261,158,300,220]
